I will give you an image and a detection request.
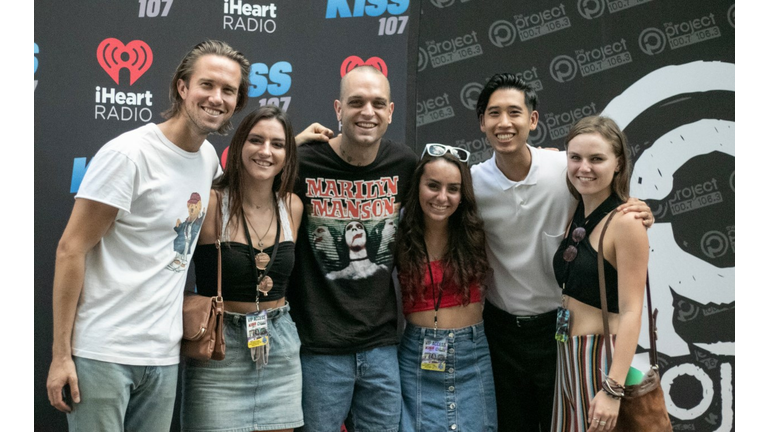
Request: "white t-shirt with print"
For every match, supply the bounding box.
[72,123,222,366]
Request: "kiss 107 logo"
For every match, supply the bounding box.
[249,61,292,111]
[326,0,409,18]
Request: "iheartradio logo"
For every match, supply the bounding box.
[340,56,388,77]
[97,38,153,85]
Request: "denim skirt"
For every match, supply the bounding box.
[181,304,303,432]
[398,321,498,432]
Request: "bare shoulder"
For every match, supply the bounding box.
[287,193,304,215]
[609,210,648,244]
[287,192,304,233]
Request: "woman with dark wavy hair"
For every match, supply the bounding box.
[395,144,497,431]
[181,105,304,432]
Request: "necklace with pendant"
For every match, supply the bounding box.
[244,200,275,294]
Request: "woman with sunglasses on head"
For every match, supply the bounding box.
[395,143,497,432]
[181,106,304,432]
[551,116,649,432]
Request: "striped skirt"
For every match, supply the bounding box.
[551,333,616,432]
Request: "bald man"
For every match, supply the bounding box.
[288,66,418,431]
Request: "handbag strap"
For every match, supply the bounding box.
[214,189,223,304]
[597,210,660,371]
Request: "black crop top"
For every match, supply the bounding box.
[194,241,295,302]
[553,194,623,313]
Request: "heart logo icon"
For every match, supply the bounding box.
[97,38,153,85]
[340,56,388,78]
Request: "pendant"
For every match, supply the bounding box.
[255,252,270,270]
[258,276,273,294]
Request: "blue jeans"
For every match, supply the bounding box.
[67,356,178,432]
[300,345,401,432]
[398,322,497,432]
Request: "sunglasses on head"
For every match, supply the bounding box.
[420,143,470,163]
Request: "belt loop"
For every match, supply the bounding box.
[472,324,478,341]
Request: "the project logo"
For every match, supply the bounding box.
[727,4,734,28]
[638,28,666,55]
[543,102,598,140]
[459,81,484,111]
[249,61,292,111]
[95,38,155,123]
[640,13,721,55]
[551,39,632,82]
[513,4,571,42]
[488,20,516,48]
[223,0,277,33]
[576,38,632,77]
[577,0,652,20]
[326,0,409,18]
[424,31,483,68]
[549,55,578,83]
[416,93,454,127]
[34,43,39,90]
[97,38,153,86]
[340,56,388,77]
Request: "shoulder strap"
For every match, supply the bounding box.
[214,189,223,300]
[597,210,619,367]
[276,194,294,242]
[598,210,660,370]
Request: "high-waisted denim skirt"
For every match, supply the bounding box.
[181,303,303,432]
[398,321,498,432]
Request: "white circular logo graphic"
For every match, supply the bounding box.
[700,230,730,259]
[577,0,605,20]
[460,82,484,111]
[488,20,516,48]
[549,55,578,83]
[727,4,735,28]
[418,47,429,72]
[638,28,666,55]
[528,123,548,147]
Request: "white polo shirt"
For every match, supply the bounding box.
[471,145,577,316]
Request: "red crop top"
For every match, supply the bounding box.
[402,260,482,315]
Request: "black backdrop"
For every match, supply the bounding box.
[35,1,734,430]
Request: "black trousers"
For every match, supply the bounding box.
[484,301,558,432]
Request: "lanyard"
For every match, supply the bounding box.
[421,238,443,336]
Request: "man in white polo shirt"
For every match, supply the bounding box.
[470,73,652,431]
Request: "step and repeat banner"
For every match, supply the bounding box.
[35,0,734,430]
[34,1,415,429]
[414,0,734,430]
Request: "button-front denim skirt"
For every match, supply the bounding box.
[398,321,498,432]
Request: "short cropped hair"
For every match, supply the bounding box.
[475,73,538,120]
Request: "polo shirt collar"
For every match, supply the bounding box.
[489,144,540,190]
